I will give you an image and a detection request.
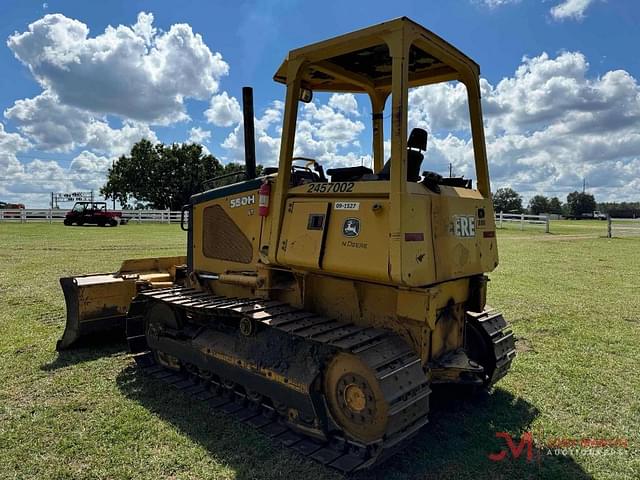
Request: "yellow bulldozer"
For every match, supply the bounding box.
[57,17,515,472]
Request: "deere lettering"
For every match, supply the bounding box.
[453,215,476,238]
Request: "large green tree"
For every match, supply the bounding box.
[493,187,523,213]
[548,197,563,215]
[566,191,597,218]
[528,195,550,215]
[101,140,246,210]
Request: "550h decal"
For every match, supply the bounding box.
[230,195,256,208]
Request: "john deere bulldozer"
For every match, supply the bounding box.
[57,18,515,472]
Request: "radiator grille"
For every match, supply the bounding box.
[202,205,253,263]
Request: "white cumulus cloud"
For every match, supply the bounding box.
[86,121,157,157]
[221,100,283,166]
[220,95,368,170]
[205,92,243,127]
[1,12,237,206]
[187,127,212,144]
[475,0,597,22]
[477,0,521,8]
[4,90,158,156]
[408,51,640,201]
[4,91,92,152]
[550,0,596,21]
[0,123,31,183]
[328,93,360,116]
[69,150,111,174]
[7,12,229,124]
[1,150,115,206]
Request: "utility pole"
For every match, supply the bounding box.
[111,159,116,210]
[449,163,453,178]
[582,178,586,194]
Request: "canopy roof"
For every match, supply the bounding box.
[273,17,480,93]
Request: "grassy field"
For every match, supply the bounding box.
[0,222,638,479]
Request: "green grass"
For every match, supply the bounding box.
[498,218,611,237]
[0,222,638,479]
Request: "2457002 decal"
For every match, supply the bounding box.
[306,182,354,193]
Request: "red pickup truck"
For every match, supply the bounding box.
[63,202,122,227]
[0,201,25,218]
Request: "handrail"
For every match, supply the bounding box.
[202,171,247,190]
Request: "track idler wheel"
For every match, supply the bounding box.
[323,352,388,444]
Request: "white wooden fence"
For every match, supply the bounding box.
[4,209,638,238]
[496,211,550,233]
[0,209,183,224]
[120,210,183,224]
[2,208,553,232]
[608,217,640,238]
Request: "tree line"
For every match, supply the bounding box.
[596,202,640,218]
[103,140,637,217]
[493,187,595,218]
[493,187,639,218]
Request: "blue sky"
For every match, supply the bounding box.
[1,0,639,207]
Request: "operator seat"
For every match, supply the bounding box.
[378,128,428,182]
[326,165,373,182]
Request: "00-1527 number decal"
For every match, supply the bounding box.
[306,182,354,193]
[334,201,359,210]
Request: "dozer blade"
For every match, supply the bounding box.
[57,256,186,351]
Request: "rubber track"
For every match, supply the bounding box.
[126,286,431,473]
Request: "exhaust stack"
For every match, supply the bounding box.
[242,86,257,179]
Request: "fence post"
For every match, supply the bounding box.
[545,215,550,234]
[49,208,52,224]
[499,211,503,229]
[167,209,171,224]
[21,208,26,224]
[520,213,524,230]
[138,211,142,224]
[607,215,612,238]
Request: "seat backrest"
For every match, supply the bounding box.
[408,128,428,151]
[406,149,424,182]
[378,128,428,181]
[326,166,373,182]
